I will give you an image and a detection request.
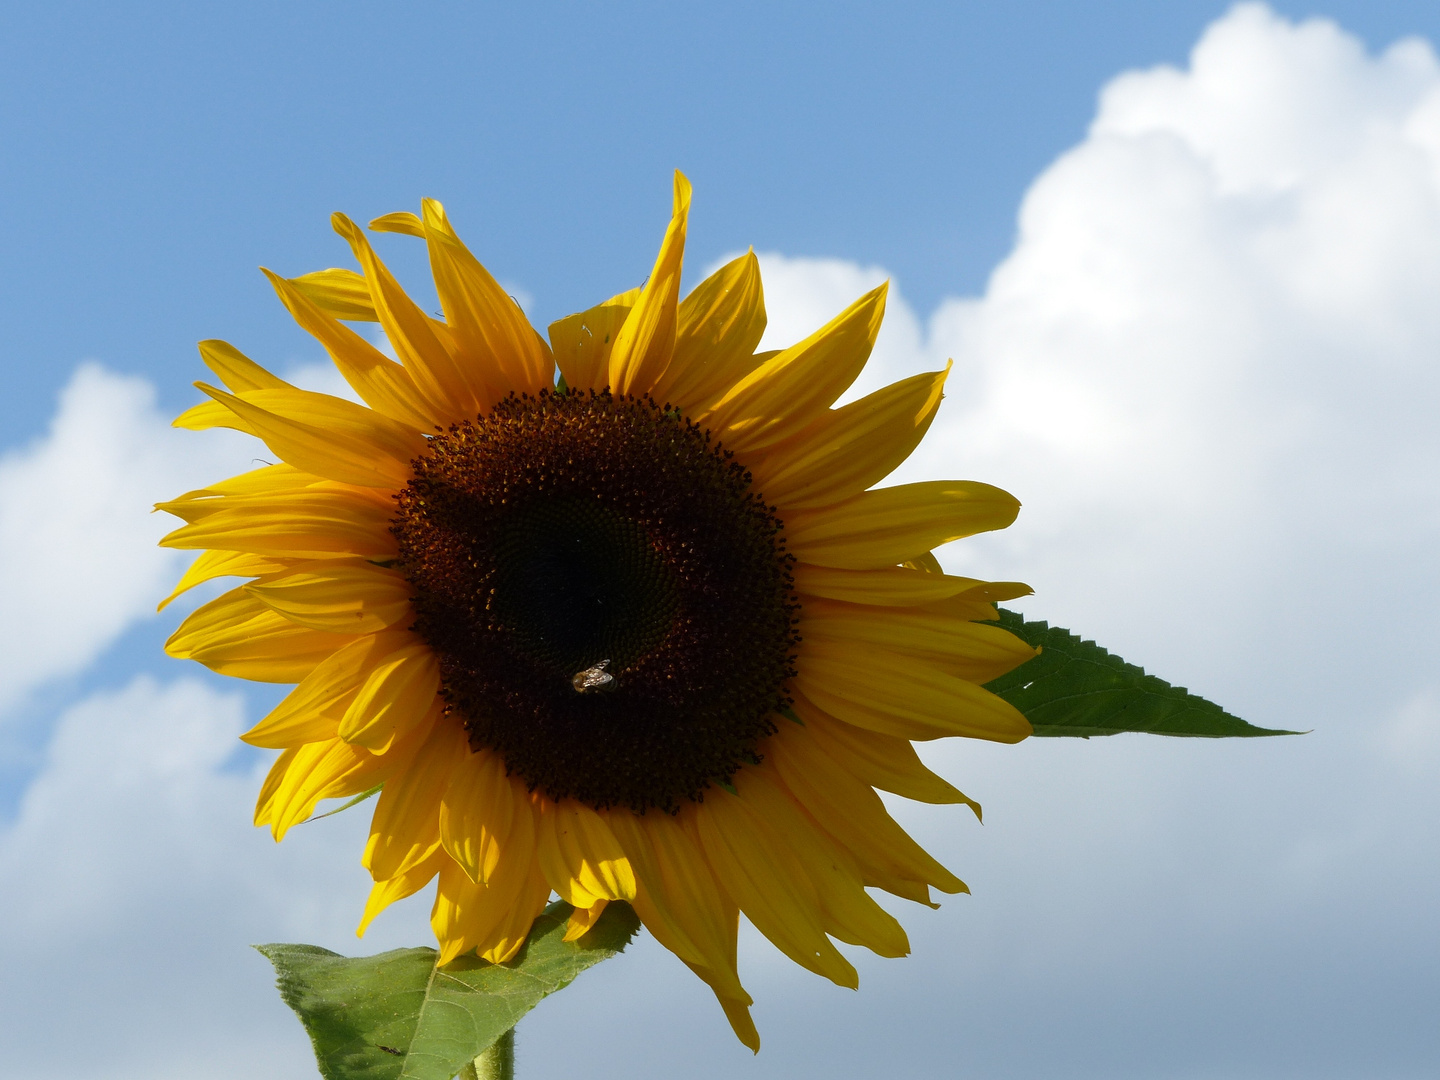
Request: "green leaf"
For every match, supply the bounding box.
[983,609,1300,738]
[257,900,640,1080]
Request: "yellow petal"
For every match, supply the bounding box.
[159,488,398,561]
[173,399,256,434]
[239,629,412,748]
[547,290,638,392]
[289,268,379,321]
[439,747,532,885]
[165,586,358,683]
[785,480,1021,569]
[364,716,467,880]
[795,638,1032,744]
[161,462,312,504]
[368,211,425,237]
[431,845,547,965]
[706,985,761,1054]
[793,690,979,811]
[241,657,356,749]
[476,860,553,964]
[800,597,1037,684]
[767,728,968,898]
[421,198,554,395]
[564,899,608,942]
[266,269,439,430]
[737,763,910,958]
[196,383,425,489]
[259,735,400,840]
[254,746,297,827]
[691,787,858,988]
[535,799,637,909]
[698,284,886,454]
[605,807,749,1001]
[198,339,292,393]
[158,549,293,612]
[337,643,441,753]
[750,364,949,510]
[608,171,691,397]
[792,561,1031,608]
[246,559,414,634]
[358,848,445,937]
[332,212,490,423]
[651,249,767,411]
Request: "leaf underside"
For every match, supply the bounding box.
[257,900,640,1080]
[984,609,1298,739]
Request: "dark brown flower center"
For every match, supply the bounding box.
[391,390,798,812]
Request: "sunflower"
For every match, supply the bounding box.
[159,172,1036,1049]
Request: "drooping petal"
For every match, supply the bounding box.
[421,198,554,395]
[431,844,549,965]
[766,729,968,899]
[245,559,414,634]
[438,747,532,886]
[785,480,1021,569]
[358,848,445,937]
[750,364,949,509]
[735,763,910,958]
[564,899,609,942]
[608,808,760,1049]
[475,860,553,964]
[363,716,466,880]
[253,746,297,829]
[256,733,415,841]
[605,807,749,999]
[691,787,859,988]
[698,284,886,454]
[535,799,637,910]
[608,172,692,397]
[548,289,638,392]
[795,638,1032,743]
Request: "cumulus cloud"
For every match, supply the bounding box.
[912,2,1440,698]
[0,676,442,1078]
[0,366,258,718]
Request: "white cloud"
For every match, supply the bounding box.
[0,366,258,718]
[0,676,440,1078]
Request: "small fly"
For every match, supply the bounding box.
[571,659,616,693]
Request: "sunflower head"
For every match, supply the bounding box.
[391,388,799,812]
[159,172,1036,1052]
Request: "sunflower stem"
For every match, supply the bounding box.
[461,1028,515,1080]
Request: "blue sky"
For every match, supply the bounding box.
[3,3,1440,1078]
[2,0,1436,436]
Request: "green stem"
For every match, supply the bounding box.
[460,1028,515,1080]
